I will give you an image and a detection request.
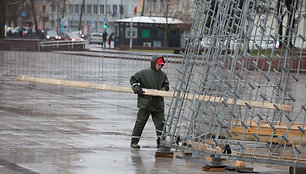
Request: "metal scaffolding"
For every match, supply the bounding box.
[162,0,306,167]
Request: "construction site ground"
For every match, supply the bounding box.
[0,49,303,173]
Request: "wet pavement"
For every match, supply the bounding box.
[0,50,295,174]
[0,80,206,174]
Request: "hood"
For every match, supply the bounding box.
[151,54,164,70]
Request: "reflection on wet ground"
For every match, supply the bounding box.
[0,79,292,174]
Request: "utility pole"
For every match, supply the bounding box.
[129,0,133,49]
[105,0,108,33]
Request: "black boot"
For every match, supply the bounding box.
[131,138,140,148]
[157,137,161,148]
[131,143,140,148]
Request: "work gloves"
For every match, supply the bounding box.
[136,89,145,96]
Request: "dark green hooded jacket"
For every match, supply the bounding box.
[130,55,169,111]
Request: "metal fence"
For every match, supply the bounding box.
[0,51,182,87]
[161,0,306,168]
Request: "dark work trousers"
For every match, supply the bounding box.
[131,108,165,144]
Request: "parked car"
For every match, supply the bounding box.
[89,33,103,45]
[251,39,280,49]
[46,30,61,40]
[10,27,24,37]
[200,37,212,49]
[61,33,84,41]
[6,26,12,36]
[71,31,85,38]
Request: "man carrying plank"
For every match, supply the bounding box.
[130,55,169,148]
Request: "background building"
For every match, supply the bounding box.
[49,0,138,36]
[116,16,184,48]
[6,0,49,29]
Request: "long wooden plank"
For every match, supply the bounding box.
[234,120,304,130]
[226,132,306,145]
[16,75,173,97]
[231,126,306,138]
[16,75,292,111]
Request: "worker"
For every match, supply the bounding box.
[102,31,108,48]
[130,55,169,148]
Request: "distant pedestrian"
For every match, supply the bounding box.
[114,36,119,49]
[108,33,114,48]
[130,55,169,148]
[19,28,23,38]
[28,28,32,38]
[102,31,108,48]
[39,28,45,40]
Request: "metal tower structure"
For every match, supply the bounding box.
[162,0,306,167]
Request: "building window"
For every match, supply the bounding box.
[75,21,79,28]
[106,5,110,15]
[93,5,98,14]
[87,5,91,14]
[42,5,46,14]
[145,0,151,12]
[69,5,73,14]
[51,20,54,28]
[100,5,104,14]
[125,27,137,38]
[152,0,156,12]
[112,5,117,16]
[159,1,164,12]
[142,29,150,38]
[75,5,79,14]
[81,4,85,13]
[120,5,124,15]
[99,21,103,30]
[51,4,55,12]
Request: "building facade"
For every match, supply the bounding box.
[116,16,184,48]
[49,0,138,36]
[6,0,49,29]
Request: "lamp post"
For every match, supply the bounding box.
[129,1,133,49]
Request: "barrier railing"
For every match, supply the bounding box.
[37,40,85,51]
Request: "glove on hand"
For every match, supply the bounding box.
[136,89,145,96]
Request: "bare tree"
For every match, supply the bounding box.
[284,0,297,47]
[139,0,193,47]
[30,0,38,32]
[277,0,299,47]
[60,0,68,18]
[0,0,6,38]
[159,0,185,47]
[78,0,85,31]
[141,0,145,16]
[160,0,169,46]
[49,0,69,32]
